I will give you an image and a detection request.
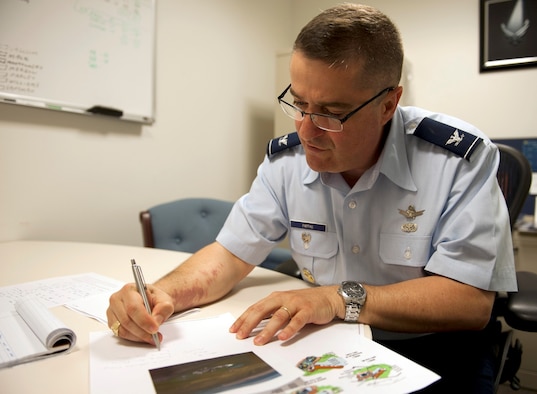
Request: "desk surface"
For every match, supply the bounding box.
[0,241,314,394]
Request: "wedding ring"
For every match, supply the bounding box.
[111,320,121,337]
[280,306,292,320]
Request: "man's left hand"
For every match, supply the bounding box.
[229,285,343,345]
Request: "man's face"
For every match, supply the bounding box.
[288,52,401,184]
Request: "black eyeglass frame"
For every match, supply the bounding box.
[277,84,395,132]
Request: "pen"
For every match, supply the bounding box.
[131,259,161,350]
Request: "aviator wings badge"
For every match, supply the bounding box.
[398,205,425,233]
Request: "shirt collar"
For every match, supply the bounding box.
[377,107,417,192]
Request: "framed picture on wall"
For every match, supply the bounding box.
[480,0,537,72]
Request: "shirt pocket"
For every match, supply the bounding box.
[379,233,432,268]
[289,228,338,258]
[289,228,339,283]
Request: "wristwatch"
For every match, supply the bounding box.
[337,281,367,322]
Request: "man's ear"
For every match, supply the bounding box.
[381,86,403,124]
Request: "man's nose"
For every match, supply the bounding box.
[296,114,324,138]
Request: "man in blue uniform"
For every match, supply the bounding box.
[108,4,516,392]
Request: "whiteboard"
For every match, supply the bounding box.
[0,0,155,124]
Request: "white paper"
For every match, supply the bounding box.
[64,291,120,325]
[530,173,537,195]
[90,313,439,394]
[0,273,124,312]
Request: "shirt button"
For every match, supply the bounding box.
[352,245,360,254]
[348,200,357,209]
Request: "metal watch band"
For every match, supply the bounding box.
[344,302,361,322]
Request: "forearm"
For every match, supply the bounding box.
[154,242,254,313]
[356,276,495,333]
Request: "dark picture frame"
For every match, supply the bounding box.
[480,0,537,72]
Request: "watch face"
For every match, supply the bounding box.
[343,281,366,299]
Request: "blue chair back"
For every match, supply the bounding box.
[141,198,233,253]
[140,197,293,270]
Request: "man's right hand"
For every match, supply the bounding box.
[106,283,175,345]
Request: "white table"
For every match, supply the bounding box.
[0,241,316,394]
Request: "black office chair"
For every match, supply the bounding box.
[492,144,537,392]
[496,144,532,229]
[139,197,293,270]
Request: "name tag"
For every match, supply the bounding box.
[291,220,326,232]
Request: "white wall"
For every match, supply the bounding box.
[0,0,292,246]
[1,0,536,247]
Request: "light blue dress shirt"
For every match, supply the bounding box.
[217,106,517,292]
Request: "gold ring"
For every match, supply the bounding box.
[280,306,292,320]
[111,320,121,337]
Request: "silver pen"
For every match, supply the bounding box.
[131,259,161,350]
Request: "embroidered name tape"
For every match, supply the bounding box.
[291,220,326,232]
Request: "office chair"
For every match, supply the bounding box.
[139,197,293,271]
[493,143,537,392]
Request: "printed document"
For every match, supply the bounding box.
[0,273,124,325]
[90,313,439,394]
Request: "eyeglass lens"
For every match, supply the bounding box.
[279,101,343,132]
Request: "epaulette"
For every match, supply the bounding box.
[414,117,482,160]
[267,132,301,158]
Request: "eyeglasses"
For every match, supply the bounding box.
[277,84,394,132]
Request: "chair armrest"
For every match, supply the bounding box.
[505,271,537,332]
[139,211,154,248]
